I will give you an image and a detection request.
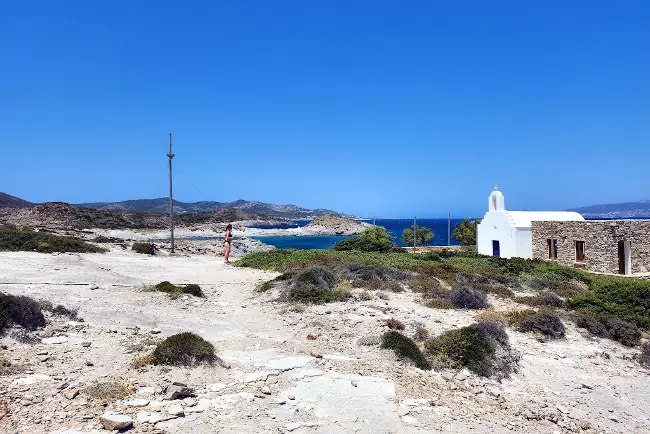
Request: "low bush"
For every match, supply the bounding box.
[92,235,122,243]
[151,332,216,366]
[639,342,650,368]
[568,276,650,329]
[284,266,350,304]
[424,298,454,309]
[574,310,642,347]
[381,331,431,370]
[425,322,516,378]
[449,287,489,309]
[425,326,494,376]
[515,292,564,308]
[132,242,155,255]
[515,309,565,339]
[413,322,430,341]
[0,293,46,335]
[255,280,276,292]
[41,302,78,319]
[84,378,133,401]
[386,318,405,330]
[475,309,507,325]
[0,227,106,254]
[151,281,205,298]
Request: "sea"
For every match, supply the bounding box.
[249,218,466,250]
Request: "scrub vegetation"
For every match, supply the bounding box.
[237,237,650,349]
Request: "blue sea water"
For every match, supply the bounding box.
[251,218,467,250]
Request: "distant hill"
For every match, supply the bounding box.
[568,200,650,218]
[0,192,33,208]
[79,198,340,219]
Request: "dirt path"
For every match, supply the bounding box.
[0,250,649,434]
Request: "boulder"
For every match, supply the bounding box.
[164,382,193,400]
[99,412,133,430]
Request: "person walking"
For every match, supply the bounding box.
[224,224,234,264]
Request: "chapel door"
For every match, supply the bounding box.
[618,241,626,274]
[492,240,500,257]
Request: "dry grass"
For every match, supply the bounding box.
[84,378,133,401]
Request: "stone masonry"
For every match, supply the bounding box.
[531,220,650,274]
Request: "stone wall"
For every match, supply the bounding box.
[531,220,650,274]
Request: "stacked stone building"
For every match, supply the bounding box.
[531,220,650,275]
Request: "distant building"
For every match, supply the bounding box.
[477,186,650,275]
[531,220,650,275]
[476,187,584,259]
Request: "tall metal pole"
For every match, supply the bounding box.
[413,216,417,251]
[448,212,451,246]
[167,132,175,253]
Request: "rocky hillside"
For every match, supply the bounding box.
[79,198,341,219]
[0,202,274,230]
[306,214,368,235]
[0,192,33,208]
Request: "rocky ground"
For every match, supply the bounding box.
[0,247,649,434]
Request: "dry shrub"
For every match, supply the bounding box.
[85,378,133,401]
[514,309,565,339]
[515,292,564,308]
[359,290,373,301]
[132,353,155,369]
[424,298,454,309]
[449,287,489,309]
[0,293,46,335]
[413,322,430,341]
[381,331,431,370]
[573,311,642,347]
[475,309,507,325]
[358,335,381,346]
[132,242,155,255]
[386,318,405,330]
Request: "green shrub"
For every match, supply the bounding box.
[151,332,215,366]
[425,321,516,378]
[386,318,405,330]
[285,266,350,304]
[255,280,275,292]
[132,242,155,255]
[604,318,641,347]
[333,226,396,252]
[152,281,205,298]
[402,225,434,247]
[92,235,122,243]
[515,310,565,339]
[0,227,106,253]
[515,292,565,308]
[425,326,494,375]
[449,287,489,309]
[0,293,46,335]
[568,276,650,329]
[452,219,480,246]
[381,331,431,370]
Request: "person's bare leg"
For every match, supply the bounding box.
[224,243,231,264]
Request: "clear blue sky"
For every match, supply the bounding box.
[1,1,649,218]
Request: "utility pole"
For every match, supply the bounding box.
[413,216,417,251]
[167,132,175,253]
[448,212,451,246]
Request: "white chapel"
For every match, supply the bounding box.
[476,186,585,258]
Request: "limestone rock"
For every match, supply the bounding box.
[164,382,193,400]
[99,412,133,430]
